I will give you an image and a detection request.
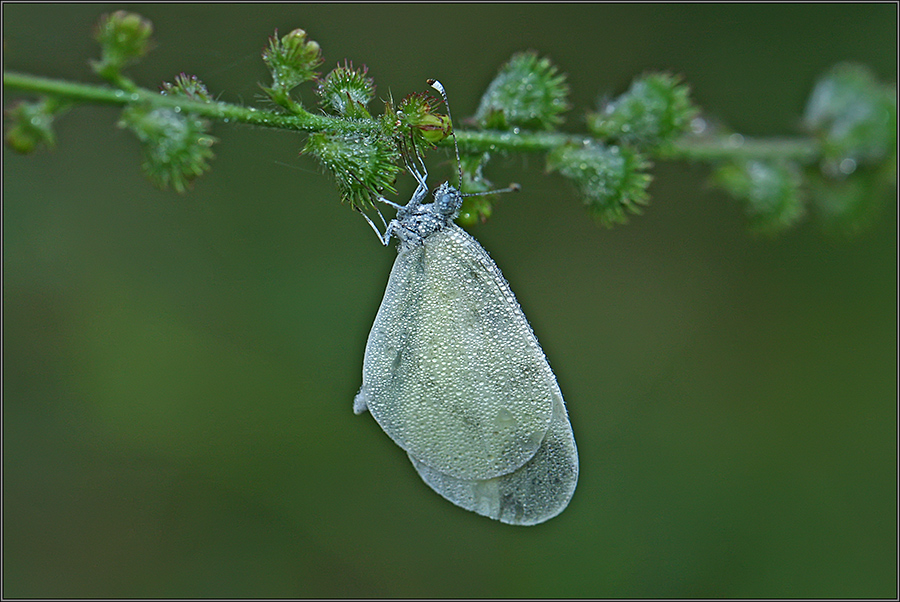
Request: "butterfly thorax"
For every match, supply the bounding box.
[390,182,463,249]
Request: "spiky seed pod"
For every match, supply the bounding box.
[588,72,698,152]
[474,52,569,131]
[316,61,375,119]
[547,142,652,227]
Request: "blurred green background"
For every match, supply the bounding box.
[3,3,896,598]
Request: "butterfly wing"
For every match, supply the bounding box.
[409,389,578,526]
[355,224,558,481]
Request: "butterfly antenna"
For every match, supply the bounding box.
[428,78,519,198]
[427,79,463,191]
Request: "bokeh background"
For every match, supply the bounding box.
[3,3,896,598]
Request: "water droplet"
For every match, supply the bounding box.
[839,157,857,175]
[495,408,517,428]
[727,133,744,147]
[690,117,707,135]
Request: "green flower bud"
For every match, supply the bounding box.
[91,11,154,81]
[395,92,452,146]
[261,28,323,111]
[4,98,67,154]
[456,153,496,225]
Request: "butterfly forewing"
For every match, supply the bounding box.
[357,224,556,481]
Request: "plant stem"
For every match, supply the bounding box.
[4,71,348,133]
[667,135,820,163]
[4,70,821,164]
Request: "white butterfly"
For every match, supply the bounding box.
[353,80,578,526]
